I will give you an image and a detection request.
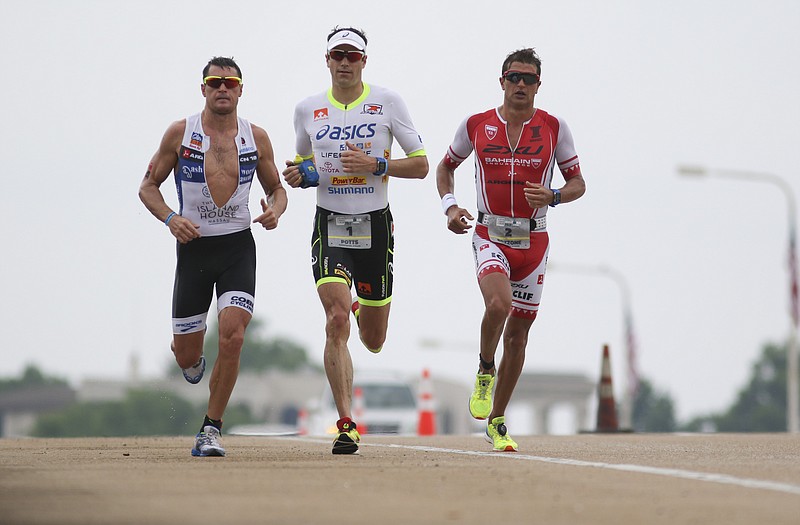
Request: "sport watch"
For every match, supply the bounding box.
[549,188,562,207]
[373,157,388,176]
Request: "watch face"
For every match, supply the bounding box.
[375,158,387,175]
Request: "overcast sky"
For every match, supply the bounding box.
[3,0,799,423]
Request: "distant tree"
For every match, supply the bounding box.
[682,342,794,432]
[164,317,318,376]
[714,343,789,432]
[0,364,67,393]
[632,378,676,432]
[32,390,255,437]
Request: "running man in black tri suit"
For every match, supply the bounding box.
[139,56,287,457]
[282,27,428,454]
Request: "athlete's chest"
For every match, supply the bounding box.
[307,103,390,146]
[474,119,556,176]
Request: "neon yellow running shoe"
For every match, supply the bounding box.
[469,373,494,420]
[332,418,361,455]
[485,416,518,452]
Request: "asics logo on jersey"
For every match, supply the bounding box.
[482,144,544,156]
[316,123,377,141]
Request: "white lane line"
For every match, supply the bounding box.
[294,438,800,496]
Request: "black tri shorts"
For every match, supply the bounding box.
[171,228,256,333]
[311,206,393,307]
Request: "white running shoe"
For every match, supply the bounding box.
[191,425,225,457]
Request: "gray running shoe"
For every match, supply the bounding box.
[191,425,225,457]
[182,356,206,384]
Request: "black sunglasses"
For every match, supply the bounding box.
[502,71,540,85]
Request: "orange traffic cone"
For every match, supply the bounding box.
[353,386,368,435]
[595,344,619,432]
[296,407,308,436]
[417,368,436,436]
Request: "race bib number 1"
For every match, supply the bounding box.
[487,217,530,249]
[327,214,372,249]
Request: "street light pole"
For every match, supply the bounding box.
[677,165,799,433]
[548,262,639,430]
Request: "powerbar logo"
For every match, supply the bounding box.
[330,176,367,186]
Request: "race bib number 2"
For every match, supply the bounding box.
[487,217,530,249]
[327,214,372,249]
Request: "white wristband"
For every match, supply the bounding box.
[441,193,458,215]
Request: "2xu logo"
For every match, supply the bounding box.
[482,144,543,155]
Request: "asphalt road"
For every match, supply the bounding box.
[1,433,799,524]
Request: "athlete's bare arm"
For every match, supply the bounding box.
[139,120,202,244]
[523,174,586,208]
[340,142,428,179]
[435,156,474,235]
[251,124,287,230]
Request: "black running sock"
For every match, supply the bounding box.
[201,415,223,434]
[479,354,495,373]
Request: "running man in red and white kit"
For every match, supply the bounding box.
[283,26,428,455]
[436,48,586,452]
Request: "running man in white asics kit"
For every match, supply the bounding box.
[436,48,586,452]
[139,56,287,457]
[283,27,428,454]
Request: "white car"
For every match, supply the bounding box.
[309,372,418,435]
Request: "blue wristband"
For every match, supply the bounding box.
[298,160,319,189]
[165,212,177,225]
[373,157,388,176]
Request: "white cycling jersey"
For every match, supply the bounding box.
[174,113,258,236]
[292,82,425,214]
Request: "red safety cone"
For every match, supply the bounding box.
[595,344,619,432]
[296,407,308,436]
[417,368,437,436]
[353,386,368,435]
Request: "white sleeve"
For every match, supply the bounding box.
[389,92,425,156]
[293,103,313,159]
[555,116,580,171]
[445,116,473,166]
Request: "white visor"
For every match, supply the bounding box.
[327,30,366,52]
